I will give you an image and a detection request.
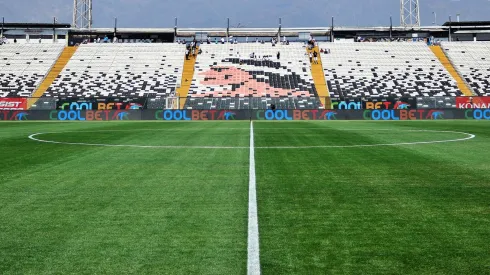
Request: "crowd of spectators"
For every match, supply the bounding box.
[0,37,20,45]
[355,36,445,44]
[177,36,290,45]
[0,36,9,45]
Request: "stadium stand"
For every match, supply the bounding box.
[185,43,320,109]
[0,43,64,97]
[43,44,185,99]
[429,45,474,96]
[318,42,463,99]
[441,42,490,96]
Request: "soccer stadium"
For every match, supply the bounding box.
[1,0,489,273]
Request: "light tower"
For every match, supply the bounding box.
[73,0,92,29]
[400,0,420,28]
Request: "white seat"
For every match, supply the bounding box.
[44,44,186,99]
[318,42,462,99]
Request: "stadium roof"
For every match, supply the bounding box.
[68,26,450,37]
[443,21,490,27]
[1,22,71,29]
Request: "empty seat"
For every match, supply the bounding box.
[185,43,320,109]
[44,43,186,99]
[441,41,490,96]
[0,44,64,97]
[318,42,463,99]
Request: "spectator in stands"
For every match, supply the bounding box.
[277,51,280,60]
[270,103,276,112]
[14,38,17,43]
[39,38,42,43]
[255,38,259,43]
[198,48,202,55]
[103,36,109,43]
[113,36,118,43]
[250,52,254,59]
[246,37,249,43]
[206,38,210,44]
[185,47,190,60]
[221,37,225,44]
[97,37,101,43]
[313,51,318,64]
[309,52,313,63]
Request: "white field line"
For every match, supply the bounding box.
[27,130,476,149]
[247,121,261,275]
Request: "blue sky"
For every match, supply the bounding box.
[1,0,489,27]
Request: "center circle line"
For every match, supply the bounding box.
[27,129,476,149]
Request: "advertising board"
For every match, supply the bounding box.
[456,97,490,109]
[0,98,27,110]
[1,109,488,121]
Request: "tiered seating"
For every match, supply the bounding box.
[441,42,490,96]
[319,42,462,99]
[0,44,64,97]
[44,44,185,99]
[186,43,320,109]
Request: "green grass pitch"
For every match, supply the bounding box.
[0,121,489,274]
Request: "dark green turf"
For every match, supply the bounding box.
[0,122,249,274]
[254,121,490,274]
[0,121,489,274]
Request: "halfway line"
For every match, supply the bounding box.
[247,121,261,275]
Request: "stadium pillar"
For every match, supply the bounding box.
[174,17,177,40]
[390,15,393,39]
[1,17,4,38]
[448,15,452,41]
[226,18,229,44]
[330,16,334,42]
[53,17,56,43]
[278,18,281,42]
[114,17,117,39]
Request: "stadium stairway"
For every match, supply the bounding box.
[430,45,474,96]
[177,47,198,109]
[28,46,78,108]
[307,46,330,108]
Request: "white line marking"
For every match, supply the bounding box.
[27,130,476,149]
[247,121,261,275]
[27,133,247,149]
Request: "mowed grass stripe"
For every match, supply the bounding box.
[255,121,489,274]
[0,122,250,274]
